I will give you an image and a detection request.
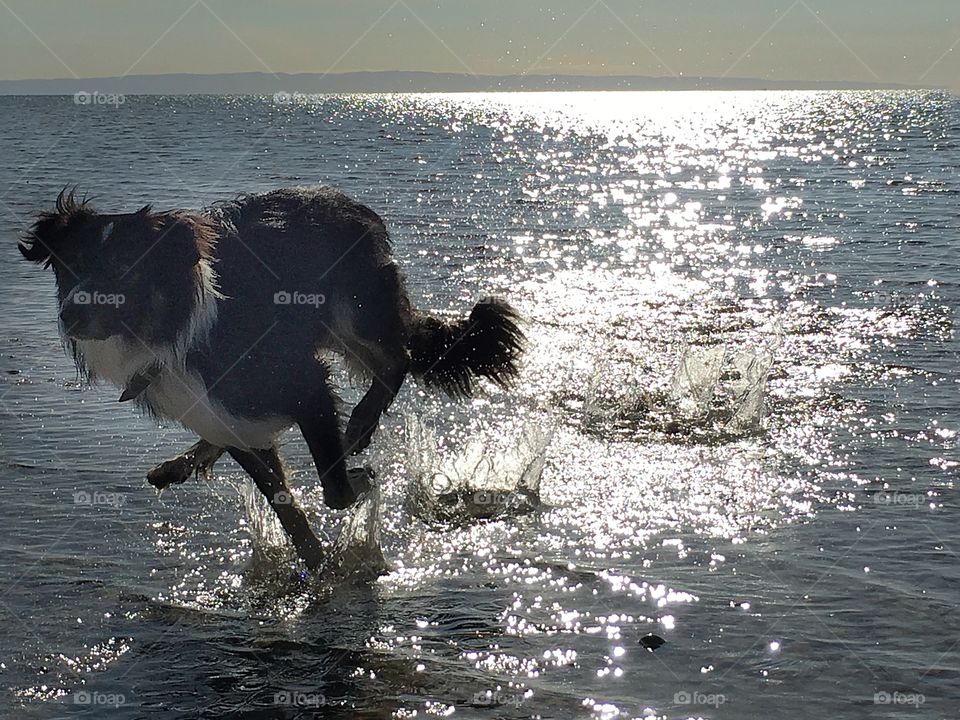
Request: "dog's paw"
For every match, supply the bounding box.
[323,467,376,510]
[348,465,376,492]
[147,454,196,489]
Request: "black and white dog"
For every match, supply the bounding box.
[20,187,524,568]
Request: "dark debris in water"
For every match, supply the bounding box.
[640,634,667,651]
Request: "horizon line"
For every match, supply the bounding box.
[0,68,937,94]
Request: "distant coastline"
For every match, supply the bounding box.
[0,70,930,95]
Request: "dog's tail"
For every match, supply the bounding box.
[407,298,525,399]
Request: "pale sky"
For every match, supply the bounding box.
[1,0,957,89]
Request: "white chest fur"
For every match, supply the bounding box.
[74,337,155,387]
[144,369,291,449]
[74,337,290,449]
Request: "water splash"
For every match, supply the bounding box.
[329,485,389,579]
[671,344,728,418]
[576,321,784,443]
[239,477,290,553]
[404,414,552,522]
[238,477,388,580]
[667,331,780,437]
[724,345,775,434]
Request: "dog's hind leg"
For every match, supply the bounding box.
[335,268,412,455]
[147,439,225,490]
[344,353,409,455]
[227,445,324,570]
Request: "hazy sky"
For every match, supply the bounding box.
[1,0,957,89]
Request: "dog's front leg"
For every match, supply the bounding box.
[147,439,225,490]
[227,445,324,570]
[299,402,374,511]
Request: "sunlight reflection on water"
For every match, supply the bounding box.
[0,90,957,718]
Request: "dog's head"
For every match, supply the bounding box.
[20,189,217,345]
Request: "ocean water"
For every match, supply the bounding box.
[0,91,957,719]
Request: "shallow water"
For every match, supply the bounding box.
[0,91,957,718]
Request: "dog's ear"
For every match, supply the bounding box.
[20,189,92,266]
[145,212,216,269]
[18,218,60,264]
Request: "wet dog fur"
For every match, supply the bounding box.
[21,187,525,567]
